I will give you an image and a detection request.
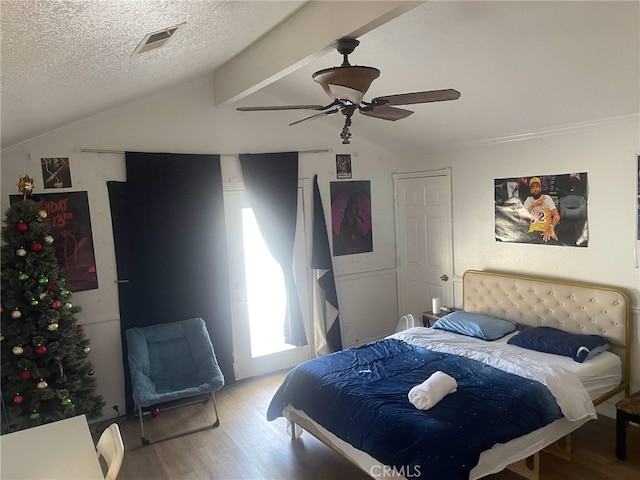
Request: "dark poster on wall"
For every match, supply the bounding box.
[10,191,98,291]
[40,157,72,188]
[330,180,373,256]
[494,173,588,247]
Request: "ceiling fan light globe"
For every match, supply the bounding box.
[327,84,363,104]
[312,66,380,100]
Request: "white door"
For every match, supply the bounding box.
[224,184,313,379]
[394,170,453,321]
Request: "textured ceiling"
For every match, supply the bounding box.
[251,1,640,152]
[1,1,639,152]
[0,0,306,147]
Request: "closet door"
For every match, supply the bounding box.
[394,171,454,320]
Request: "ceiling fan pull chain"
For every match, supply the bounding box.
[341,115,353,145]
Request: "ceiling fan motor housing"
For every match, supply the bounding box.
[312,66,380,101]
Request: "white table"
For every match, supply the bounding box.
[0,414,104,479]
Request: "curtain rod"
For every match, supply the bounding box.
[79,148,332,155]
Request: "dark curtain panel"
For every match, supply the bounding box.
[108,153,234,413]
[239,152,307,347]
[106,181,135,413]
[311,175,342,353]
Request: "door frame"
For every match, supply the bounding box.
[223,179,314,380]
[392,168,455,318]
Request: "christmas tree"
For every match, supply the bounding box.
[1,175,104,432]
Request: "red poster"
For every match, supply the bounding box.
[10,192,98,291]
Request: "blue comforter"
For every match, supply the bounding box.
[267,338,562,479]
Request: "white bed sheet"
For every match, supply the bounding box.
[492,331,622,401]
[398,328,622,401]
[284,328,621,479]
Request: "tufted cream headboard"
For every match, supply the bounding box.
[462,270,631,400]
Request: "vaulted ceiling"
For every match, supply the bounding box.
[2,1,638,152]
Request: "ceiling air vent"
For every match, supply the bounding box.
[131,23,186,56]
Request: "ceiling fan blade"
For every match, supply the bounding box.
[237,104,328,112]
[371,89,461,106]
[289,108,340,126]
[360,105,414,121]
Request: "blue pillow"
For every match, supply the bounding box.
[507,326,609,363]
[432,311,517,341]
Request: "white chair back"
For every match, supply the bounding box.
[96,423,124,480]
[395,314,416,333]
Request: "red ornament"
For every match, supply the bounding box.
[30,242,42,252]
[50,300,61,309]
[77,324,84,331]
[20,369,31,381]
[153,407,161,417]
[13,394,24,404]
[16,221,28,233]
[35,345,47,355]
[47,282,56,291]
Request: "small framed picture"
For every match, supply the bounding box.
[336,154,352,179]
[41,157,72,188]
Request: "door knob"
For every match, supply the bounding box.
[440,274,449,282]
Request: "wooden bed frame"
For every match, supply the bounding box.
[286,270,631,479]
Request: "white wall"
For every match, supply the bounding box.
[0,76,401,419]
[400,116,640,416]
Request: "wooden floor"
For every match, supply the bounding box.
[100,371,640,480]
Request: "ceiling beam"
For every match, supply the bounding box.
[213,1,423,106]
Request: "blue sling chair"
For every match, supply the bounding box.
[125,317,225,445]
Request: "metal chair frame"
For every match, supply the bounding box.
[136,391,221,445]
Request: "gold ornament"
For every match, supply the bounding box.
[44,235,54,244]
[16,248,27,257]
[83,346,91,354]
[47,323,59,331]
[36,380,48,389]
[11,310,21,319]
[38,210,48,219]
[12,346,24,355]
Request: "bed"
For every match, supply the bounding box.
[267,270,631,479]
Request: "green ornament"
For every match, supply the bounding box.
[61,398,72,406]
[60,289,70,297]
[29,412,41,420]
[0,335,4,341]
[88,370,95,376]
[30,299,39,306]
[38,276,49,284]
[18,272,29,280]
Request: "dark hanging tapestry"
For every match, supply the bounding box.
[312,175,342,355]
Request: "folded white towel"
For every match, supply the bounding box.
[408,371,458,410]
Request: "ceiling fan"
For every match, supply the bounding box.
[237,38,461,144]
